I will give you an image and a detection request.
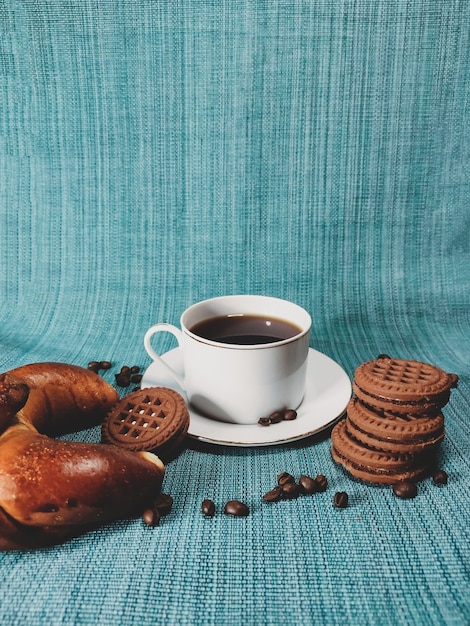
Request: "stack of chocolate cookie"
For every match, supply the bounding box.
[331,355,458,484]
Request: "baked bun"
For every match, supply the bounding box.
[0,363,165,551]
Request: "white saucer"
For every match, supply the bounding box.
[141,347,351,447]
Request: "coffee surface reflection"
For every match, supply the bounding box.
[189,314,302,345]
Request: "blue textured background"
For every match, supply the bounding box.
[1,1,469,624]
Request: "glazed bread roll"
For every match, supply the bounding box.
[7,362,120,435]
[0,363,165,551]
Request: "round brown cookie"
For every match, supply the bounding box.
[353,356,458,415]
[102,387,190,461]
[346,397,445,454]
[331,419,433,484]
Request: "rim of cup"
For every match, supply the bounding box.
[180,295,312,350]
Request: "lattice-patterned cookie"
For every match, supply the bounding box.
[352,356,458,415]
[331,419,433,484]
[346,397,444,454]
[102,387,189,461]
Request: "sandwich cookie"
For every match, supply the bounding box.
[352,356,458,415]
[345,397,445,454]
[331,419,432,485]
[102,387,190,462]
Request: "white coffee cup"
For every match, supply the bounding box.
[144,295,312,424]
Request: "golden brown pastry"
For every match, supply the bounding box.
[0,363,165,551]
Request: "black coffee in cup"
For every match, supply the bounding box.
[189,314,302,345]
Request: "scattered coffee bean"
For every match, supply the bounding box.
[258,408,298,426]
[142,507,161,527]
[89,361,142,386]
[281,482,300,499]
[314,474,328,492]
[224,500,249,517]
[269,411,284,424]
[298,474,318,494]
[114,365,142,388]
[263,486,283,502]
[154,493,173,516]
[201,499,216,517]
[115,373,131,387]
[333,491,349,508]
[432,470,448,485]
[277,471,295,486]
[262,471,334,507]
[283,409,297,421]
[392,481,417,499]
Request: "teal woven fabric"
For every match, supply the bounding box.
[1,1,469,624]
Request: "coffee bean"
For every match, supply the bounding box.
[392,481,418,499]
[298,474,318,494]
[269,411,283,424]
[314,474,328,492]
[130,365,140,374]
[115,373,131,387]
[87,361,100,373]
[283,409,297,421]
[131,373,143,384]
[120,365,130,374]
[224,500,249,517]
[100,361,112,370]
[263,486,283,502]
[432,470,448,485]
[281,482,300,499]
[201,499,216,517]
[333,491,349,508]
[143,507,161,527]
[277,472,295,486]
[258,417,271,426]
[154,493,173,516]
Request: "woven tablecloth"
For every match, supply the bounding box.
[1,2,469,624]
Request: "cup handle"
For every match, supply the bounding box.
[144,323,185,390]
